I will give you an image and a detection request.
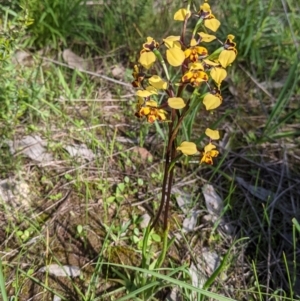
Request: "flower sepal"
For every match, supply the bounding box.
[177,141,198,155]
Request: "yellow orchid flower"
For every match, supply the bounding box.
[197,3,221,32]
[139,37,160,69]
[184,39,208,62]
[163,36,185,67]
[182,69,208,87]
[131,64,145,88]
[200,143,219,164]
[218,35,238,68]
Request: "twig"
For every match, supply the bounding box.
[39,56,132,88]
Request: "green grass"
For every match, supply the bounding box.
[0,0,300,300]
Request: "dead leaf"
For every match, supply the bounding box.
[236,177,273,201]
[7,135,53,163]
[62,49,89,70]
[140,213,151,228]
[189,262,207,290]
[131,147,153,162]
[173,188,200,232]
[173,187,192,214]
[201,248,221,274]
[0,179,31,209]
[64,144,95,162]
[189,248,221,292]
[202,184,234,234]
[261,80,285,89]
[202,184,223,217]
[165,287,181,301]
[182,209,199,232]
[12,50,33,66]
[111,64,125,79]
[39,264,80,277]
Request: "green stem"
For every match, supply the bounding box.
[153,49,170,81]
[141,225,152,268]
[141,225,152,291]
[0,258,8,301]
[192,18,204,39]
[206,46,223,61]
[154,228,169,269]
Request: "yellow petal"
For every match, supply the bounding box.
[210,67,227,86]
[136,89,156,98]
[145,100,158,107]
[218,50,236,68]
[158,109,167,120]
[195,70,209,82]
[210,150,219,157]
[174,8,189,21]
[188,62,204,70]
[200,154,210,164]
[204,18,221,32]
[139,52,156,69]
[203,59,219,67]
[203,93,221,110]
[195,46,208,56]
[147,115,157,123]
[145,36,154,44]
[227,34,235,41]
[137,96,144,104]
[181,70,193,82]
[140,106,150,116]
[136,96,144,110]
[200,153,218,164]
[198,32,216,42]
[166,48,185,67]
[184,48,192,58]
[163,36,181,49]
[204,143,217,153]
[205,128,220,140]
[164,36,181,41]
[146,85,158,94]
[177,141,198,155]
[172,41,182,49]
[168,97,186,109]
[190,38,197,47]
[201,3,211,12]
[149,75,168,90]
[200,154,211,164]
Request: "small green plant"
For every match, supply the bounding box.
[20,0,97,49]
[16,227,34,242]
[107,176,139,204]
[93,0,168,56]
[0,6,34,130]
